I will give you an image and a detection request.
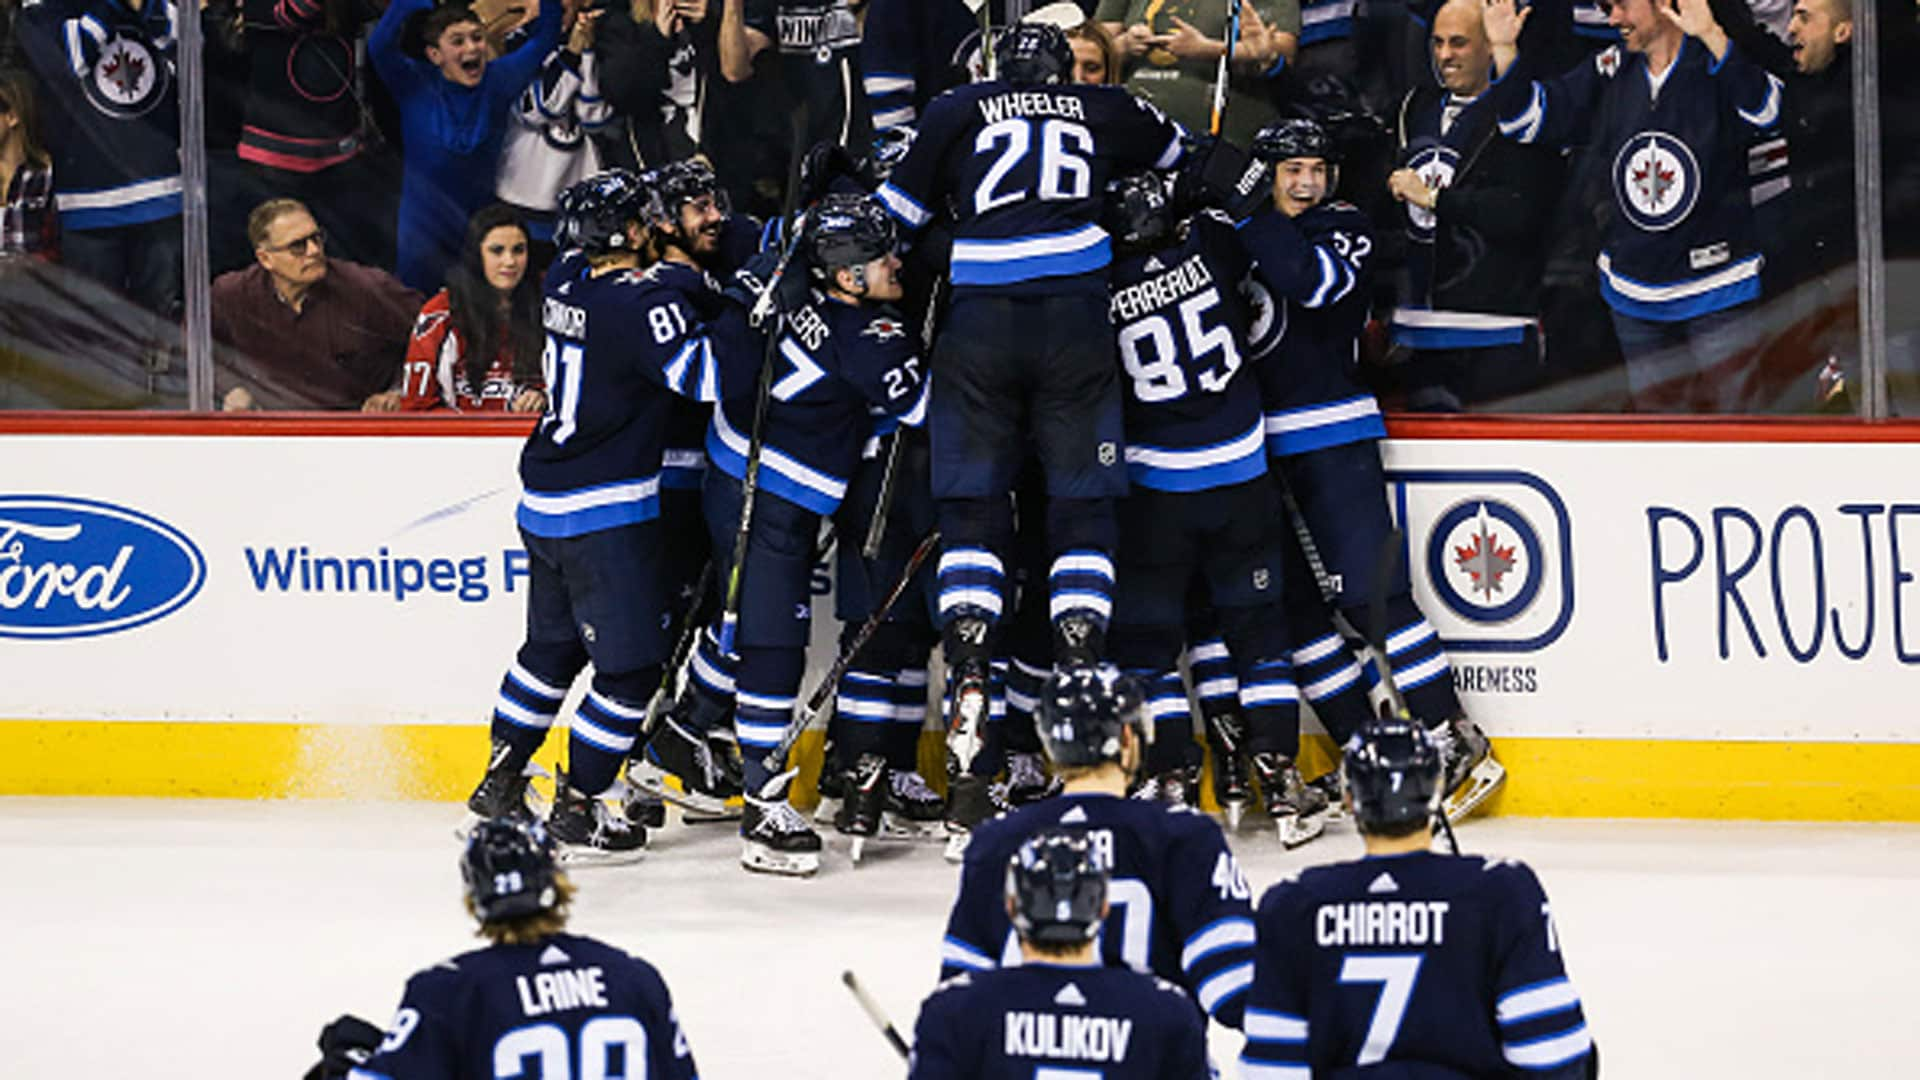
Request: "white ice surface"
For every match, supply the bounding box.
[3,799,1918,1078]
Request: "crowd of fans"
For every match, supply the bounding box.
[0,0,1916,412]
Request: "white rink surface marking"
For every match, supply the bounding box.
[2,800,1917,1077]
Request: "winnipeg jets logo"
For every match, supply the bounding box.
[861,317,907,342]
[1613,131,1699,232]
[1426,497,1545,625]
[1452,504,1518,601]
[83,33,168,118]
[1403,145,1459,240]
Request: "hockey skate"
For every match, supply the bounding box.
[883,768,948,842]
[943,652,994,864]
[1132,762,1201,809]
[548,774,648,866]
[813,759,846,826]
[611,758,667,830]
[1432,716,1505,823]
[458,740,551,839]
[632,710,741,822]
[1206,714,1253,830]
[833,754,889,864]
[741,771,822,877]
[1001,751,1060,807]
[1250,753,1329,849]
[1306,770,1347,825]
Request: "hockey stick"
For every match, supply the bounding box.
[762,528,942,774]
[861,432,906,558]
[841,970,911,1061]
[964,0,995,80]
[644,560,715,737]
[1210,0,1242,136]
[718,103,811,654]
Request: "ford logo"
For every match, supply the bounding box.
[0,496,205,639]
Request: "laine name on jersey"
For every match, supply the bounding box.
[516,966,610,1016]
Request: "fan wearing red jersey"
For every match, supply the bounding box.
[397,205,549,413]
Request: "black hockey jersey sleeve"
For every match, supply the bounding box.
[1237,204,1372,310]
[938,831,1011,979]
[1240,877,1316,1079]
[1160,811,1258,1029]
[907,976,976,1080]
[835,304,930,425]
[351,968,465,1080]
[1484,860,1595,1077]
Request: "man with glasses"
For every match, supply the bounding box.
[211,198,423,410]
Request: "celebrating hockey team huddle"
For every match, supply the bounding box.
[318,19,1612,1080]
[461,21,1505,882]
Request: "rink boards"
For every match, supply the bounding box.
[1,414,1917,820]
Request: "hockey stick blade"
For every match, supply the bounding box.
[842,970,911,1061]
[1365,529,1462,855]
[762,529,942,774]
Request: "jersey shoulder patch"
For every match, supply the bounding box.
[860,314,910,342]
[1596,45,1623,77]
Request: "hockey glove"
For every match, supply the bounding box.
[301,1013,384,1080]
[1187,138,1271,223]
[799,141,868,205]
[725,246,812,326]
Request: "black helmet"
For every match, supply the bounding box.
[1342,714,1444,836]
[1251,117,1337,165]
[1038,666,1147,768]
[1102,170,1175,251]
[1005,829,1109,947]
[996,22,1073,85]
[556,169,657,254]
[650,158,731,226]
[806,193,897,283]
[461,817,561,923]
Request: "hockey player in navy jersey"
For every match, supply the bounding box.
[940,666,1258,1031]
[1241,715,1596,1078]
[874,21,1189,841]
[911,829,1211,1080]
[672,192,931,876]
[1098,167,1330,847]
[348,817,699,1080]
[1241,117,1504,824]
[1484,0,1785,411]
[464,169,754,860]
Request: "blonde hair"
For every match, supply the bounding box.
[468,872,578,946]
[1067,20,1123,85]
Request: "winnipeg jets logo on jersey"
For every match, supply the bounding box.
[74,28,170,118]
[860,317,907,342]
[1595,44,1623,77]
[1402,145,1460,240]
[1613,131,1700,232]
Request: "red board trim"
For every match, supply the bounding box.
[2,412,1920,443]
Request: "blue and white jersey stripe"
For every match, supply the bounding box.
[56,175,185,230]
[836,671,895,724]
[1181,916,1256,971]
[1503,1024,1594,1069]
[1124,419,1268,493]
[1244,1007,1310,1044]
[1498,977,1583,1025]
[1389,307,1534,351]
[864,72,916,131]
[707,406,849,515]
[1299,0,1357,45]
[1597,251,1763,322]
[1264,395,1387,456]
[517,474,662,538]
[660,447,707,490]
[949,223,1112,287]
[941,935,995,972]
[875,181,932,228]
[1194,960,1254,1015]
